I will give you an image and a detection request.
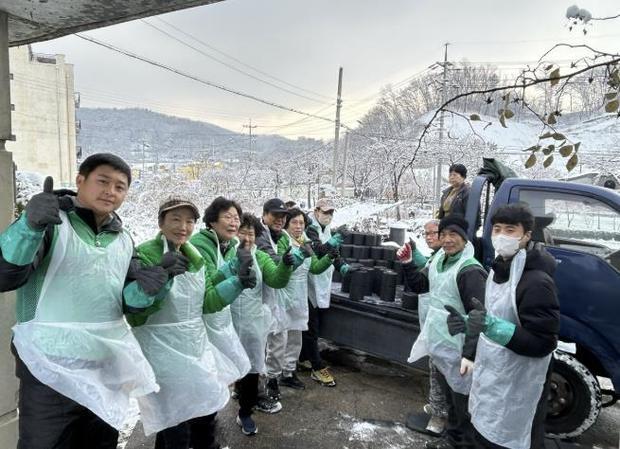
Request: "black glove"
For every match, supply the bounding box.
[159,243,190,278]
[134,265,170,296]
[236,238,254,276]
[326,245,340,259]
[282,247,295,267]
[25,176,62,231]
[311,241,329,258]
[300,242,315,258]
[465,297,488,336]
[445,305,467,336]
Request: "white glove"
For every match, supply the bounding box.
[460,358,474,376]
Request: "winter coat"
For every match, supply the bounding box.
[437,183,470,219]
[492,242,560,357]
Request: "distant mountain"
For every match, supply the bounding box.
[77,107,322,162]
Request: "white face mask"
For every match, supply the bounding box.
[492,234,522,258]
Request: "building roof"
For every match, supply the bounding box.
[1,1,224,46]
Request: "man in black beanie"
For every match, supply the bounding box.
[438,164,470,219]
[407,214,487,449]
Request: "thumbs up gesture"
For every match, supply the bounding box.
[236,238,257,289]
[25,176,62,231]
[159,239,190,278]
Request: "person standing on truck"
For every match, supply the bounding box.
[407,214,487,449]
[398,219,449,436]
[446,203,560,449]
[438,164,470,219]
[300,198,352,388]
[0,154,163,449]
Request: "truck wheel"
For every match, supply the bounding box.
[545,351,602,438]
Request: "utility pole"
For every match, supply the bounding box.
[331,67,343,188]
[434,43,450,209]
[243,119,257,160]
[340,131,349,197]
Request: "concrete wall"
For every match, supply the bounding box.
[0,151,18,449]
[7,45,77,186]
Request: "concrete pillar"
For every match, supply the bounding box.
[0,10,19,449]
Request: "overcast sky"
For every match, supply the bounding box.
[30,0,620,139]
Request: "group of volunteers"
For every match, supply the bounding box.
[0,153,560,449]
[397,163,560,449]
[0,153,352,449]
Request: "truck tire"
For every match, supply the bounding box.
[545,351,602,438]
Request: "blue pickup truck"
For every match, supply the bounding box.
[321,172,620,438]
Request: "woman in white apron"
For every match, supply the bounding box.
[229,213,294,435]
[265,208,334,391]
[446,203,559,449]
[128,198,242,448]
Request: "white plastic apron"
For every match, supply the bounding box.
[202,235,250,383]
[229,246,273,374]
[408,242,476,395]
[308,218,334,309]
[271,231,311,333]
[133,243,231,435]
[469,249,551,449]
[12,211,158,430]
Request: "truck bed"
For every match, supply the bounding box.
[320,283,426,369]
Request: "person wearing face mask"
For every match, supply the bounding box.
[446,203,560,449]
[407,214,487,449]
[437,164,470,219]
[299,198,352,388]
[265,208,334,393]
[397,220,449,437]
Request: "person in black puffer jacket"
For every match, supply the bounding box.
[447,202,560,449]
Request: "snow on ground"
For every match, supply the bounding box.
[337,413,426,449]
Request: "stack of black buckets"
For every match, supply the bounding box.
[332,231,409,304]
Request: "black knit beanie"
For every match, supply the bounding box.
[438,214,469,241]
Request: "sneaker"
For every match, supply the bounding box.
[297,360,313,371]
[425,416,446,436]
[255,396,283,414]
[311,367,336,387]
[279,372,306,390]
[424,437,454,449]
[266,377,281,401]
[236,414,257,436]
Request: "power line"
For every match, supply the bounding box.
[152,16,333,101]
[74,33,338,125]
[141,19,331,105]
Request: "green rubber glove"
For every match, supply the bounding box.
[327,233,344,248]
[482,314,517,346]
[339,263,350,276]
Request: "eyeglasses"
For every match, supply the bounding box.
[424,231,439,237]
[220,214,240,223]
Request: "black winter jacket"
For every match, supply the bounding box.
[437,183,470,219]
[492,243,560,357]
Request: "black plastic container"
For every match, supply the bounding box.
[372,266,387,294]
[332,269,342,283]
[374,259,389,268]
[359,258,375,267]
[343,232,354,245]
[370,246,384,260]
[379,270,398,302]
[340,244,354,258]
[392,260,404,285]
[352,232,366,246]
[364,233,378,246]
[349,269,372,301]
[401,292,418,310]
[383,247,397,262]
[341,270,353,293]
